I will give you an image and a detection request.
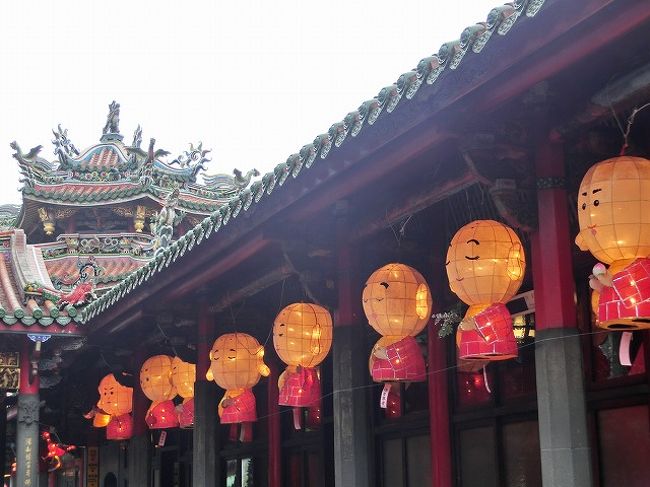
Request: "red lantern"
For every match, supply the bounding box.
[145,400,179,429]
[106,414,133,441]
[178,398,194,429]
[369,335,426,382]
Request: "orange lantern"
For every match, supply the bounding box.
[446,220,524,361]
[273,303,333,429]
[97,374,133,417]
[207,333,269,433]
[362,263,430,387]
[171,357,196,428]
[576,156,650,330]
[140,355,178,429]
[92,412,111,428]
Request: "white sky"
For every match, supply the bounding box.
[0,0,498,204]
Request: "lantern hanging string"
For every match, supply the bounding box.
[252,327,612,423]
[608,101,650,156]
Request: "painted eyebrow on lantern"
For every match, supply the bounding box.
[466,239,480,245]
[592,188,602,193]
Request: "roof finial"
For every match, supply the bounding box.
[132,124,143,148]
[101,101,123,142]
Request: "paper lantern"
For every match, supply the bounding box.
[92,412,111,428]
[576,156,650,330]
[178,398,194,428]
[446,220,524,361]
[140,355,177,402]
[140,355,178,429]
[273,303,333,367]
[145,400,179,429]
[368,336,426,382]
[446,220,525,305]
[208,333,269,429]
[273,303,332,429]
[362,263,432,337]
[97,374,133,417]
[171,357,196,400]
[106,414,133,441]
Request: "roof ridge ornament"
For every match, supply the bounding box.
[52,124,79,163]
[169,142,211,179]
[101,101,123,142]
[131,125,143,149]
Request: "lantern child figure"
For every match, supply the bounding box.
[96,373,133,440]
[207,333,270,442]
[171,357,196,428]
[362,263,432,414]
[273,303,333,430]
[445,220,525,361]
[576,155,650,330]
[140,355,179,429]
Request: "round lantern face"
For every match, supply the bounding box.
[273,303,333,367]
[171,357,196,399]
[140,355,177,402]
[209,333,270,391]
[446,220,525,305]
[362,263,432,337]
[97,374,133,416]
[576,156,650,264]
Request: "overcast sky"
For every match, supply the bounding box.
[0,0,498,204]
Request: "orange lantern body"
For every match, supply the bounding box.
[576,156,650,330]
[363,263,431,383]
[92,412,111,428]
[446,220,524,361]
[208,333,270,424]
[97,374,133,417]
[106,414,133,441]
[171,357,196,428]
[273,303,332,414]
[140,355,178,429]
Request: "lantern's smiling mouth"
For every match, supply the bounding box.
[455,277,464,282]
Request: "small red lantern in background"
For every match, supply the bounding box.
[42,431,75,472]
[106,414,133,441]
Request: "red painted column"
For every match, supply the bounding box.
[267,359,281,487]
[427,318,452,487]
[532,134,593,487]
[532,136,577,330]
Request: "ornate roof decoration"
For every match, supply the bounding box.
[0,205,21,231]
[11,103,259,218]
[80,0,548,324]
[0,230,83,333]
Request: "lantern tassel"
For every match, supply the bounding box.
[619,331,633,366]
[292,407,302,430]
[483,366,492,394]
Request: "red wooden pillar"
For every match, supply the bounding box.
[532,134,593,487]
[427,319,452,487]
[267,359,281,487]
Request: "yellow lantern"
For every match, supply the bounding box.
[97,374,133,416]
[362,263,432,338]
[140,355,177,402]
[576,156,650,330]
[273,303,333,368]
[171,357,196,400]
[446,220,525,306]
[208,333,270,391]
[576,156,650,265]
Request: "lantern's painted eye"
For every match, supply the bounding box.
[380,282,389,288]
[445,260,450,265]
[594,200,600,206]
[581,203,586,210]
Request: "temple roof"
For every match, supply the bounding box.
[11,104,260,229]
[80,0,548,324]
[0,230,82,334]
